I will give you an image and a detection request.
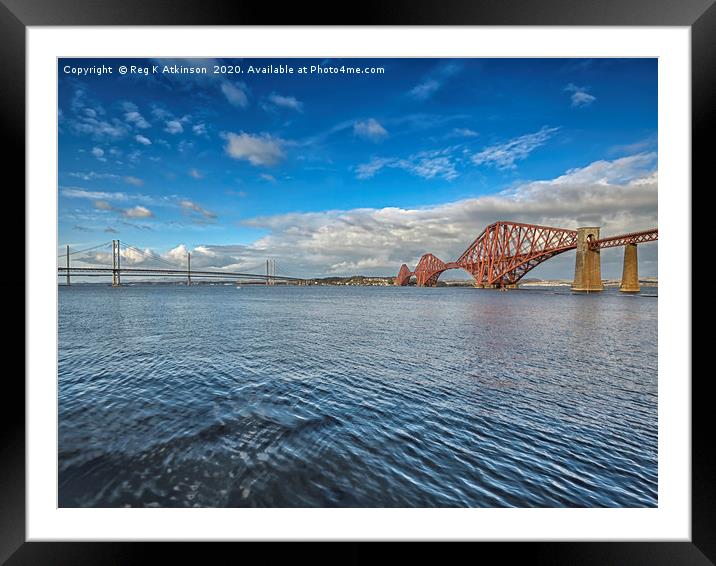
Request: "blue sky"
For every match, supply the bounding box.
[58,58,658,278]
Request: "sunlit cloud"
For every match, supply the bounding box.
[222,131,285,166]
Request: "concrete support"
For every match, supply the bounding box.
[572,227,604,292]
[619,243,640,293]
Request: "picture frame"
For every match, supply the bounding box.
[6,0,706,562]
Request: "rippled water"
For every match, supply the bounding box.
[58,284,657,507]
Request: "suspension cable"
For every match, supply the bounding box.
[119,242,184,269]
[58,241,113,258]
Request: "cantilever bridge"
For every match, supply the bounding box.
[395,221,658,292]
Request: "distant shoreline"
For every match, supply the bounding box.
[59,276,658,288]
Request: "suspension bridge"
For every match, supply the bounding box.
[58,240,305,286]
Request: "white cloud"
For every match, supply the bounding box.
[61,188,130,201]
[91,146,105,160]
[120,246,155,264]
[409,80,440,100]
[93,200,113,211]
[260,173,277,183]
[67,171,120,181]
[188,168,203,179]
[64,89,128,141]
[164,120,183,134]
[523,152,657,189]
[192,123,208,136]
[408,62,461,101]
[221,81,249,108]
[410,156,458,180]
[353,119,389,142]
[71,119,127,140]
[356,148,459,181]
[124,109,151,129]
[355,158,393,180]
[451,128,479,138]
[124,205,153,218]
[62,187,220,226]
[178,140,194,153]
[151,105,171,121]
[565,83,596,107]
[135,134,152,145]
[266,93,303,112]
[472,126,559,170]
[123,176,144,186]
[167,244,189,263]
[222,131,285,166]
[179,199,217,219]
[63,188,154,222]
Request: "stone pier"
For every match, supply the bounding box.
[619,243,640,293]
[572,227,604,292]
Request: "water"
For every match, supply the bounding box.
[58,284,657,508]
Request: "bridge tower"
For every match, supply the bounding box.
[111,239,121,287]
[619,244,640,292]
[572,227,603,292]
[66,245,70,286]
[266,259,276,285]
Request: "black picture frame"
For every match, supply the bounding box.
[5,0,705,562]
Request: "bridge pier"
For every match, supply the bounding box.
[619,243,640,293]
[111,239,121,287]
[572,227,603,292]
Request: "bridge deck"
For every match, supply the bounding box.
[588,228,658,249]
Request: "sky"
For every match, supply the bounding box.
[58,57,658,279]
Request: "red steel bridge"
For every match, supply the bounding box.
[394,221,658,291]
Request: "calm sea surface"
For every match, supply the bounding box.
[58,284,657,507]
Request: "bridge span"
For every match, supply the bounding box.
[58,240,305,286]
[394,221,658,292]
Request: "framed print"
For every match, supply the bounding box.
[6,0,708,563]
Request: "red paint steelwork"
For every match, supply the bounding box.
[395,221,658,288]
[588,228,658,250]
[455,222,578,287]
[412,254,461,287]
[394,264,413,286]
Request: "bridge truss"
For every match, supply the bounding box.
[395,221,657,288]
[588,228,659,250]
[456,222,578,287]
